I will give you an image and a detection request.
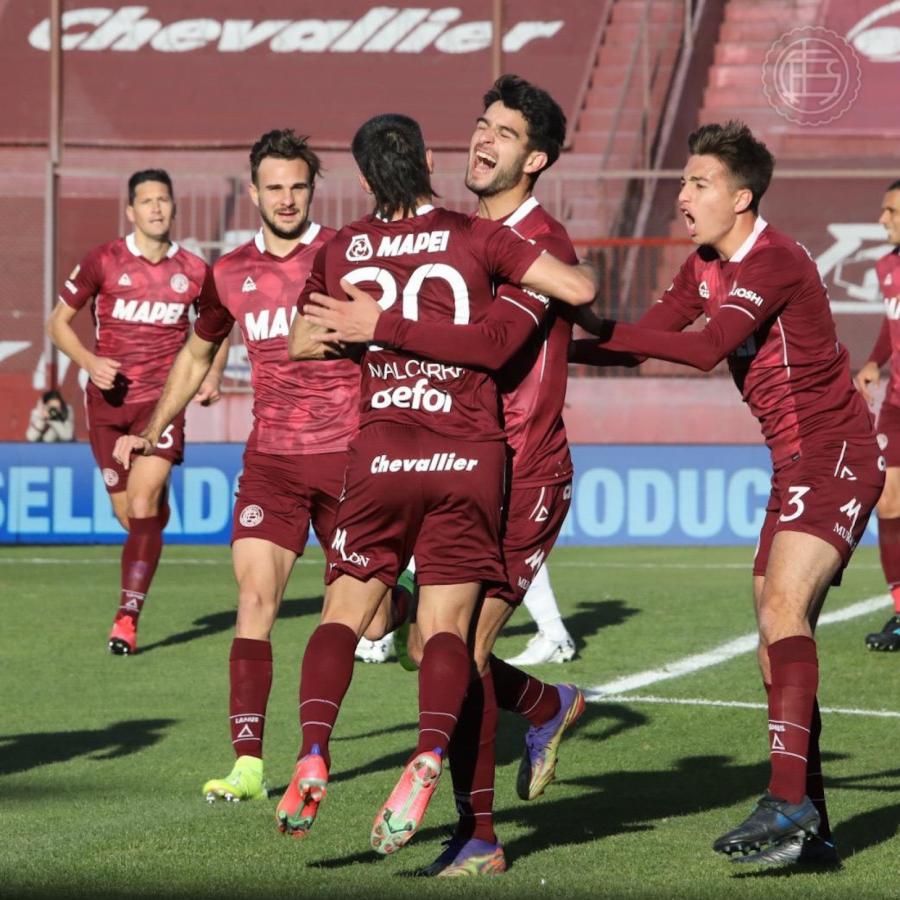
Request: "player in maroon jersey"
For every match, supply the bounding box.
[276,113,595,853]
[302,76,588,876]
[113,130,366,804]
[47,169,220,656]
[572,121,883,866]
[854,179,900,651]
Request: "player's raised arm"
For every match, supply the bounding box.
[303,279,548,371]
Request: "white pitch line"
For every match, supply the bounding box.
[599,694,900,719]
[585,593,891,699]
[0,556,321,566]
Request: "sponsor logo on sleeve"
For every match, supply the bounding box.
[728,284,764,307]
[699,280,710,299]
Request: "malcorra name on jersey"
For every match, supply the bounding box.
[368,359,462,381]
[112,298,186,324]
[244,307,296,341]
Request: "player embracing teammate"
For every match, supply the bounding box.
[573,121,883,867]
[275,111,595,858]
[303,76,591,875]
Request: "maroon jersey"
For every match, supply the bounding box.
[60,234,208,405]
[299,204,542,441]
[873,248,900,408]
[495,198,576,486]
[195,225,359,455]
[591,219,874,467]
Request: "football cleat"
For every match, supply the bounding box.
[436,838,507,877]
[865,614,900,651]
[517,683,585,801]
[731,833,841,868]
[504,631,576,666]
[108,614,137,655]
[355,634,394,664]
[371,749,442,855]
[417,836,465,876]
[713,793,820,857]
[276,745,328,838]
[203,755,269,803]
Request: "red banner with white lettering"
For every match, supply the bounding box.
[1,1,601,148]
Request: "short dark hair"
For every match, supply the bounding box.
[887,179,900,193]
[249,129,322,186]
[128,169,173,205]
[41,389,64,405]
[482,74,567,181]
[687,121,775,214]
[351,114,435,220]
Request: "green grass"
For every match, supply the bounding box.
[1,544,899,898]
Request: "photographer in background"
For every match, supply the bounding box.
[26,390,74,443]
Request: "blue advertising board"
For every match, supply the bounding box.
[0,442,878,546]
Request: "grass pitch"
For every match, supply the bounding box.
[1,544,899,898]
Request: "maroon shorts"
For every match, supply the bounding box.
[86,393,185,494]
[488,479,573,605]
[232,449,346,556]
[754,438,885,579]
[876,402,900,468]
[325,423,506,587]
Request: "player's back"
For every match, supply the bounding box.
[495,198,576,486]
[66,235,208,404]
[311,204,540,441]
[210,226,359,455]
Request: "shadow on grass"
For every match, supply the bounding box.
[139,595,323,653]
[501,598,638,645]
[0,718,177,776]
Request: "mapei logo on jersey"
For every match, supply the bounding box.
[698,280,710,299]
[376,230,450,258]
[117,273,132,287]
[244,307,296,341]
[728,284,764,307]
[242,276,257,293]
[112,298,186,324]
[331,528,370,568]
[238,504,264,527]
[370,452,479,475]
[169,273,189,294]
[346,234,374,262]
[370,378,453,413]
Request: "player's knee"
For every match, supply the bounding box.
[127,493,161,519]
[237,587,278,625]
[757,599,808,644]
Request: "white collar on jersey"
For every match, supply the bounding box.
[125,231,179,259]
[253,222,321,254]
[729,215,768,262]
[502,195,540,228]
[374,204,435,222]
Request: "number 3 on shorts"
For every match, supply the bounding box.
[156,425,175,450]
[779,485,811,523]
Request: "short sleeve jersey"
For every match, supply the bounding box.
[60,234,208,404]
[877,248,900,409]
[660,219,873,466]
[299,205,542,441]
[495,198,576,486]
[194,224,359,455]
